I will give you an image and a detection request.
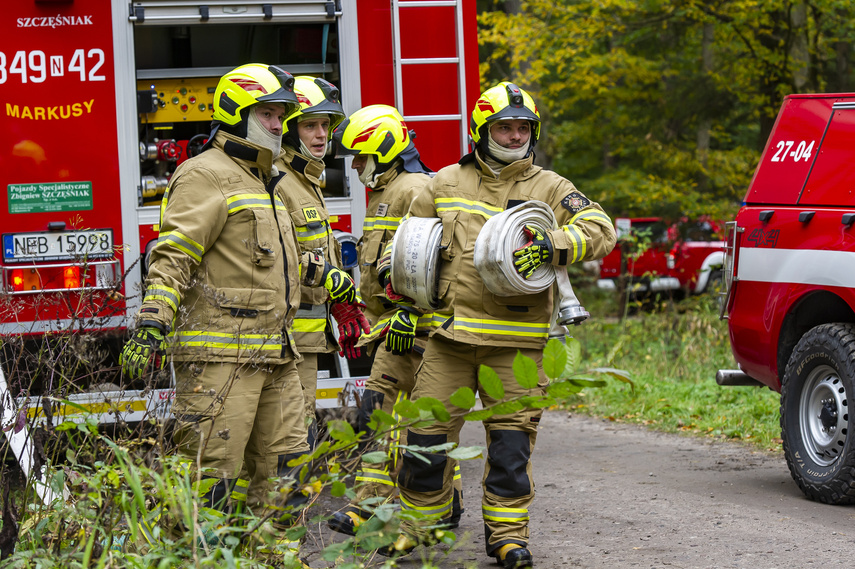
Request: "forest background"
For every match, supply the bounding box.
[476,0,855,222]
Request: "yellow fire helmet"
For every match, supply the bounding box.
[469,82,541,149]
[331,104,414,164]
[212,63,300,127]
[283,76,346,148]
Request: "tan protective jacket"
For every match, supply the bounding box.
[275,146,342,354]
[406,151,616,349]
[140,132,326,364]
[356,164,434,343]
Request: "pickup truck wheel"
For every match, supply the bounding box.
[781,323,855,504]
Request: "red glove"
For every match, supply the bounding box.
[385,282,415,306]
[330,302,371,359]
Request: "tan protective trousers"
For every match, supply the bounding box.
[172,360,309,512]
[352,338,462,516]
[296,353,319,419]
[397,335,546,556]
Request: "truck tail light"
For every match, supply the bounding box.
[2,261,120,295]
[63,266,81,289]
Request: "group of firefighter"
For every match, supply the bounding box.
[119,63,616,569]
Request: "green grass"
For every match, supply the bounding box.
[566,288,783,452]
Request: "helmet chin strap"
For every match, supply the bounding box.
[246,109,283,157]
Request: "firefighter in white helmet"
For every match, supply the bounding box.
[380,83,616,568]
[275,76,370,446]
[325,104,464,535]
[119,64,359,558]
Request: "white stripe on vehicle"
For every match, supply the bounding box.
[738,248,855,287]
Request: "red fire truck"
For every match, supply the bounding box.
[718,93,855,505]
[1,0,480,489]
[597,217,724,297]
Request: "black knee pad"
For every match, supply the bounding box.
[485,429,532,498]
[398,431,447,492]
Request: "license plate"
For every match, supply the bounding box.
[2,229,114,263]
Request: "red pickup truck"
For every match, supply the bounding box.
[597,217,724,296]
[718,93,855,505]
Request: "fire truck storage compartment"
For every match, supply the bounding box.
[135,19,348,211]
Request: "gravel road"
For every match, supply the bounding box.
[314,411,855,569]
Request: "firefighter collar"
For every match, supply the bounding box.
[280,145,325,186]
[214,131,278,179]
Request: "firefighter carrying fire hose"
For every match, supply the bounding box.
[119,63,359,563]
[325,104,464,536]
[274,76,370,447]
[379,83,616,569]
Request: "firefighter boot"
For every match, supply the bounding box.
[327,507,368,536]
[495,544,533,569]
[376,533,418,558]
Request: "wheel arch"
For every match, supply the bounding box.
[693,250,725,294]
[777,290,855,385]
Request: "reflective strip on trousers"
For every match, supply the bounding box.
[482,505,530,523]
[453,464,461,481]
[231,478,249,502]
[454,317,550,338]
[355,467,395,487]
[400,494,453,518]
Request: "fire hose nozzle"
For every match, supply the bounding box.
[554,268,589,326]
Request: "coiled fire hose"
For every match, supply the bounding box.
[390,216,443,309]
[474,200,589,326]
[391,201,589,325]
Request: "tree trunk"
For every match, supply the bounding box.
[697,22,714,193]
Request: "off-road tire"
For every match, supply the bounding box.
[781,322,855,504]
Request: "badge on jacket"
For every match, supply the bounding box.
[376,203,389,217]
[561,191,591,213]
[303,207,320,222]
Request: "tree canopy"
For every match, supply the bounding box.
[478,0,855,222]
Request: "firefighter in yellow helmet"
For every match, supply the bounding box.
[119,65,358,558]
[325,104,465,535]
[274,76,370,446]
[380,83,616,568]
